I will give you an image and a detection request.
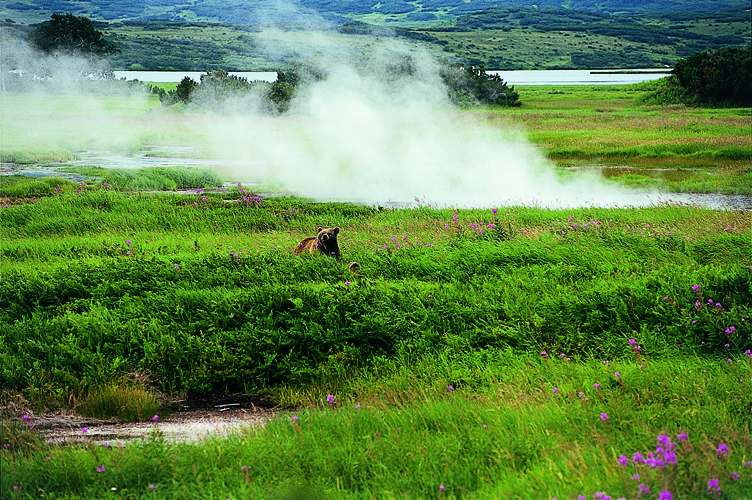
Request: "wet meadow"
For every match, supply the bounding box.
[1,82,751,498]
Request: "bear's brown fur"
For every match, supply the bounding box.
[294,226,341,260]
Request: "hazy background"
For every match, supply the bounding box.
[1,34,653,208]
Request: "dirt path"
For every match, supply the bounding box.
[11,394,281,446]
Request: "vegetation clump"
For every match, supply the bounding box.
[30,13,118,57]
[642,46,752,107]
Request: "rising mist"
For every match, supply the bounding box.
[1,34,655,208]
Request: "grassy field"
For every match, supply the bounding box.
[499,83,752,194]
[1,84,751,497]
[1,173,751,498]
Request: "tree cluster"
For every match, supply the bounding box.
[672,46,751,107]
[440,63,520,107]
[30,13,118,57]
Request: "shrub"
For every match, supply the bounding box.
[672,46,752,107]
[77,384,159,422]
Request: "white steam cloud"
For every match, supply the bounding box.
[2,32,655,208]
[199,42,651,208]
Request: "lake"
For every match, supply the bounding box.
[114,69,672,86]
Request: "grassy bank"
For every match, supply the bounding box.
[1,185,750,399]
[3,357,751,499]
[502,83,752,194]
[1,84,749,195]
[1,180,751,498]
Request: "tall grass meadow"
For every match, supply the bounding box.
[1,166,750,497]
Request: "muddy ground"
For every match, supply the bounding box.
[7,394,281,446]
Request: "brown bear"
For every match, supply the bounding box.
[294,226,341,260]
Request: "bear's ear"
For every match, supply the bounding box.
[316,226,323,233]
[333,227,340,235]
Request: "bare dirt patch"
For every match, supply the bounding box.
[7,393,281,446]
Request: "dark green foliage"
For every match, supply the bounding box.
[570,50,656,69]
[441,63,519,106]
[1,192,749,402]
[269,61,326,113]
[30,13,118,56]
[174,76,198,103]
[12,0,752,25]
[672,46,752,107]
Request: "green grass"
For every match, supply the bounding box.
[56,166,224,191]
[2,357,751,499]
[77,384,160,422]
[1,180,750,498]
[494,84,752,193]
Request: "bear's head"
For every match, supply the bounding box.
[316,226,340,257]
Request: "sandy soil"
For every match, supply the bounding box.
[7,394,281,446]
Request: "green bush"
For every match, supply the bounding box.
[672,46,752,107]
[77,384,160,422]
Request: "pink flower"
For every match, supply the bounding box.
[600,413,608,421]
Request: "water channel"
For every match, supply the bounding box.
[114,68,671,86]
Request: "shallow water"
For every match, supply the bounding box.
[2,148,750,210]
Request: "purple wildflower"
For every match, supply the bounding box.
[717,443,729,457]
[600,412,608,421]
[152,415,159,422]
[633,453,645,464]
[618,455,629,466]
[658,491,672,500]
[326,395,335,404]
[677,432,688,441]
[447,385,454,391]
[692,284,700,292]
[553,387,559,393]
[707,478,720,494]
[291,415,298,422]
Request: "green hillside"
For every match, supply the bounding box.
[2,0,749,25]
[1,0,749,71]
